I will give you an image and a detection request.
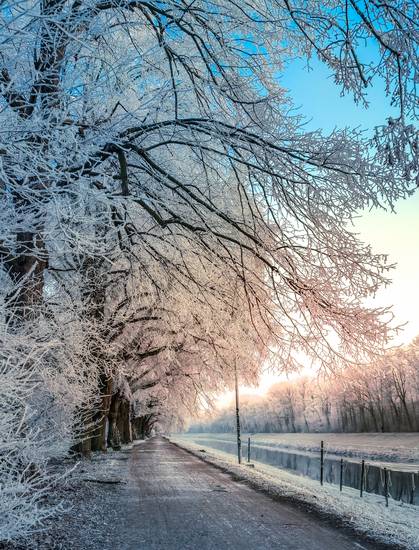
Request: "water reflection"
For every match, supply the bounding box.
[191,437,419,505]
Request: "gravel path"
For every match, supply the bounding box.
[107,437,379,549]
[18,437,392,549]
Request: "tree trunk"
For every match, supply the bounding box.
[90,372,113,452]
[108,391,123,450]
[118,400,132,444]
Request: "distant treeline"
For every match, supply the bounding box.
[190,337,419,434]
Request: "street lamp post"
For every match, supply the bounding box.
[234,360,241,464]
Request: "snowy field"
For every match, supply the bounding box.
[171,436,419,550]
[181,432,419,464]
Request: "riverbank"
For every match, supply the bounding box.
[171,436,419,549]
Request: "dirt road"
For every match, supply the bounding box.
[113,437,380,550]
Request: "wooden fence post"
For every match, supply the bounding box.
[340,458,344,492]
[410,473,415,505]
[384,467,389,507]
[360,460,365,497]
[320,440,324,486]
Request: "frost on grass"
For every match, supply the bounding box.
[171,438,419,550]
[0,319,100,544]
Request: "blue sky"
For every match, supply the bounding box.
[279,56,398,132]
[279,56,419,345]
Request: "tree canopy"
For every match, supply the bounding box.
[0,0,417,542]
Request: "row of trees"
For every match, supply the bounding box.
[0,0,417,544]
[191,336,419,434]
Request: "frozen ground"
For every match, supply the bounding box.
[172,436,419,550]
[3,437,390,550]
[4,441,145,549]
[182,432,419,464]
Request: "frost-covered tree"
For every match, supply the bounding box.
[1,0,417,366]
[0,0,417,542]
[194,336,419,435]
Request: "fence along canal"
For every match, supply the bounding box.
[190,437,419,506]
